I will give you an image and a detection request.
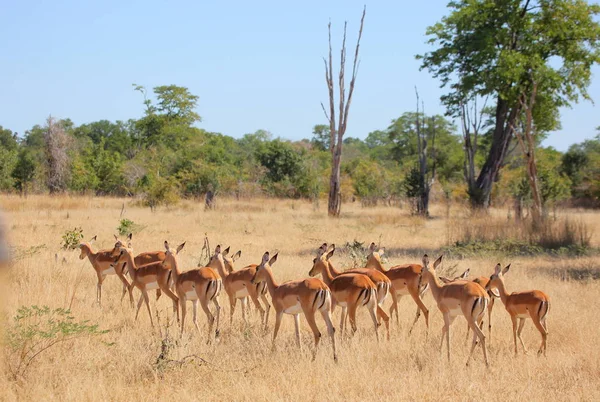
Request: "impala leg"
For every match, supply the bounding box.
[116,271,133,307]
[408,285,429,335]
[135,292,144,321]
[348,302,359,336]
[339,306,346,337]
[180,297,187,337]
[228,293,237,325]
[248,288,265,324]
[160,286,180,324]
[511,315,519,356]
[368,301,380,342]
[240,297,248,324]
[389,290,399,325]
[376,305,390,341]
[467,316,488,367]
[488,298,494,346]
[199,297,215,343]
[293,314,301,349]
[319,308,337,362]
[192,300,200,333]
[532,315,548,357]
[260,292,271,331]
[142,289,154,328]
[517,318,528,354]
[213,297,221,338]
[443,314,456,362]
[96,273,106,307]
[302,308,322,361]
[272,310,284,352]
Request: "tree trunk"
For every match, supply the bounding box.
[328,148,342,216]
[470,98,518,208]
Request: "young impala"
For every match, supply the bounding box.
[439,268,499,344]
[365,245,429,334]
[219,247,271,329]
[421,254,489,366]
[162,242,223,339]
[79,235,132,306]
[251,252,337,361]
[309,247,380,341]
[318,243,390,338]
[485,263,550,356]
[114,245,179,327]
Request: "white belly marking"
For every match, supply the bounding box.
[186,290,198,300]
[147,282,159,290]
[284,302,302,315]
[103,267,116,275]
[235,289,249,299]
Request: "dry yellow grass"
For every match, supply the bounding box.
[1,195,599,401]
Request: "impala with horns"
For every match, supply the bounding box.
[162,242,222,339]
[79,235,133,306]
[309,247,380,341]
[421,254,489,366]
[485,263,550,356]
[251,252,337,361]
[365,243,429,334]
[217,247,271,329]
[114,245,179,327]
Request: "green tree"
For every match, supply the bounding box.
[12,149,37,195]
[311,124,330,151]
[419,0,600,208]
[0,126,18,151]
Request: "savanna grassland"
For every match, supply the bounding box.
[1,195,600,401]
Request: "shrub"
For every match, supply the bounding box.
[117,218,144,236]
[61,227,84,250]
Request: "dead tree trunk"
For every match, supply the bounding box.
[321,6,366,217]
[414,88,436,217]
[460,97,488,202]
[512,82,543,226]
[43,116,70,194]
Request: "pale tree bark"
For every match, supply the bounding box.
[43,116,70,194]
[512,82,543,226]
[321,6,366,217]
[414,88,436,217]
[460,96,488,203]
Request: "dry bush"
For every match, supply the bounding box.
[1,196,599,401]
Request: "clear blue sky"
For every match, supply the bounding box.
[1,0,599,151]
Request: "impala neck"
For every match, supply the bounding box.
[365,254,387,273]
[262,267,279,299]
[319,262,335,286]
[327,261,342,277]
[81,243,97,262]
[208,255,228,278]
[166,253,181,282]
[494,278,511,306]
[422,269,444,302]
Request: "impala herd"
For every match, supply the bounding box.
[79,235,551,365]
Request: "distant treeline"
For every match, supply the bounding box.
[0,85,598,209]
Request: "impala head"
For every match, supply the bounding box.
[162,240,186,269]
[110,233,132,257]
[485,263,511,292]
[309,246,334,277]
[421,254,443,279]
[78,235,97,259]
[250,252,278,285]
[115,245,135,264]
[222,246,242,273]
[365,243,385,269]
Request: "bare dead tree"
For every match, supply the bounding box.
[414,88,437,217]
[321,6,366,217]
[512,81,543,226]
[43,116,70,194]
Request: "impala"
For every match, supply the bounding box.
[440,268,499,344]
[364,244,429,334]
[162,242,223,339]
[317,243,390,339]
[219,247,271,329]
[485,263,550,356]
[309,247,380,341]
[251,252,337,361]
[79,235,132,306]
[421,254,489,366]
[114,245,179,327]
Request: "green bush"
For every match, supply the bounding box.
[61,227,84,250]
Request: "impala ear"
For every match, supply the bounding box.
[164,241,170,251]
[369,242,377,252]
[223,246,230,256]
[326,248,335,260]
[269,253,278,266]
[490,288,500,298]
[502,264,511,275]
[127,233,132,241]
[494,263,502,275]
[176,242,186,254]
[89,235,97,244]
[262,252,270,264]
[330,243,336,252]
[433,254,443,268]
[114,234,119,241]
[233,250,241,261]
[378,247,385,256]
[215,245,221,255]
[422,254,430,267]
[439,276,452,284]
[319,243,328,252]
[459,268,470,279]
